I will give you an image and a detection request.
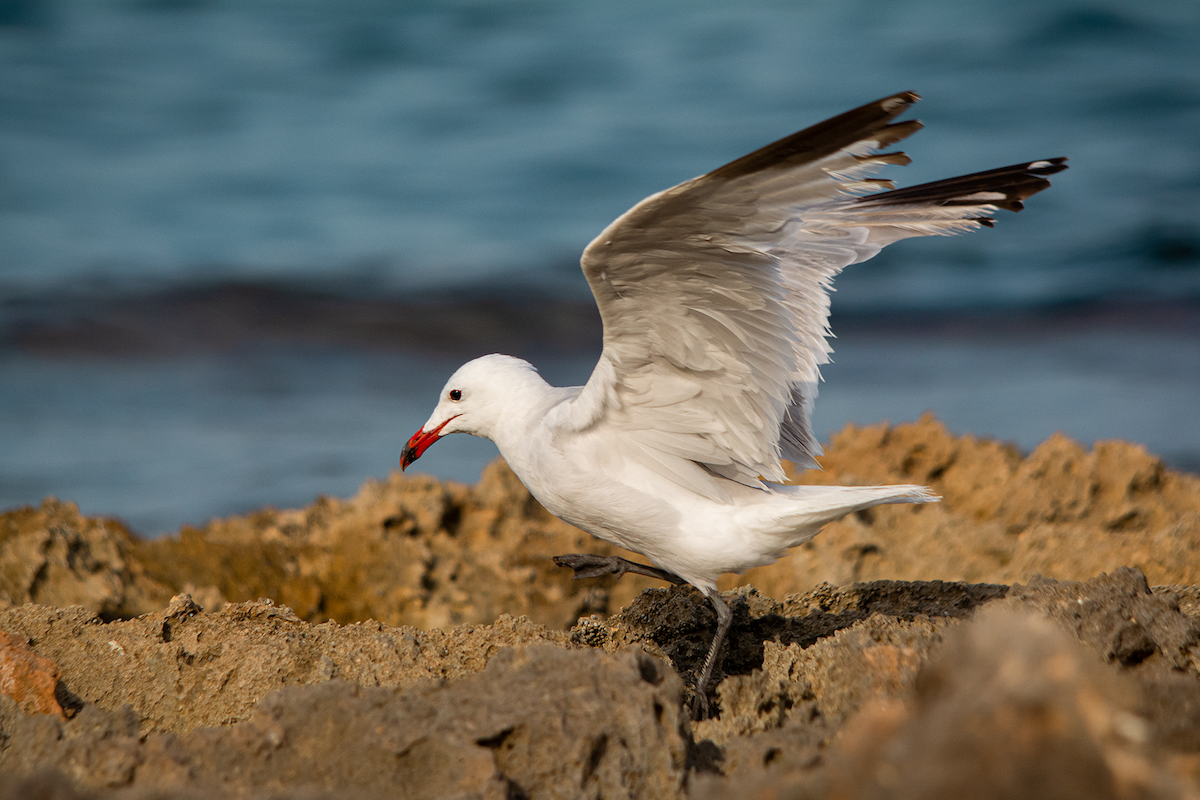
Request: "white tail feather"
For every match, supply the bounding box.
[750,483,939,545]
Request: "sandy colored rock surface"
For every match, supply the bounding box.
[5,416,1199,632]
[3,571,1200,799]
[3,417,1200,798]
[0,596,569,736]
[738,415,1200,596]
[0,631,64,719]
[1,642,689,800]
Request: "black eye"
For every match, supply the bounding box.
[449,389,462,401]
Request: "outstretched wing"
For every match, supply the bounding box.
[558,91,1066,500]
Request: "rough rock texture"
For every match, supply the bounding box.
[6,416,1199,635]
[3,570,1200,798]
[0,597,569,736]
[3,418,1200,798]
[0,503,154,619]
[693,605,1184,800]
[744,415,1200,595]
[1,645,689,800]
[0,631,64,719]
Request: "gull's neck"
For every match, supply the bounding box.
[481,363,564,460]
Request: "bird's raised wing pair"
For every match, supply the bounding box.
[401,91,1067,717]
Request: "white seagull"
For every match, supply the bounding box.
[401,91,1066,716]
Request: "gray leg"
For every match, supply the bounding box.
[691,589,732,719]
[555,554,726,719]
[553,554,687,585]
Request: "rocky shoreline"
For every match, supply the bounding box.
[3,416,1200,798]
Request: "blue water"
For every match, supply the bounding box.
[1,0,1199,534]
[3,0,1199,304]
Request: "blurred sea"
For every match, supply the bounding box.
[2,0,1199,535]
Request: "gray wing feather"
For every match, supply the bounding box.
[559,91,1065,496]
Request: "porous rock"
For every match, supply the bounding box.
[0,597,570,735]
[1,645,689,800]
[4,418,1200,635]
[3,419,1200,798]
[741,416,1200,596]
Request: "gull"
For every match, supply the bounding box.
[401,91,1066,717]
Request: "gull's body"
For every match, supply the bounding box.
[460,355,931,585]
[401,92,1066,716]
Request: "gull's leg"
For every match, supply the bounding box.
[553,554,687,585]
[555,554,727,718]
[691,589,732,719]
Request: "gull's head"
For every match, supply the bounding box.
[400,354,540,470]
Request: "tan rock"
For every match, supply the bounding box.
[0,630,64,719]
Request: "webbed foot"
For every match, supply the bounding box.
[552,554,686,585]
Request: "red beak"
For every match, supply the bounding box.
[400,416,457,470]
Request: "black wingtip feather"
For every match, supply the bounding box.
[707,92,922,181]
[856,156,1068,212]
